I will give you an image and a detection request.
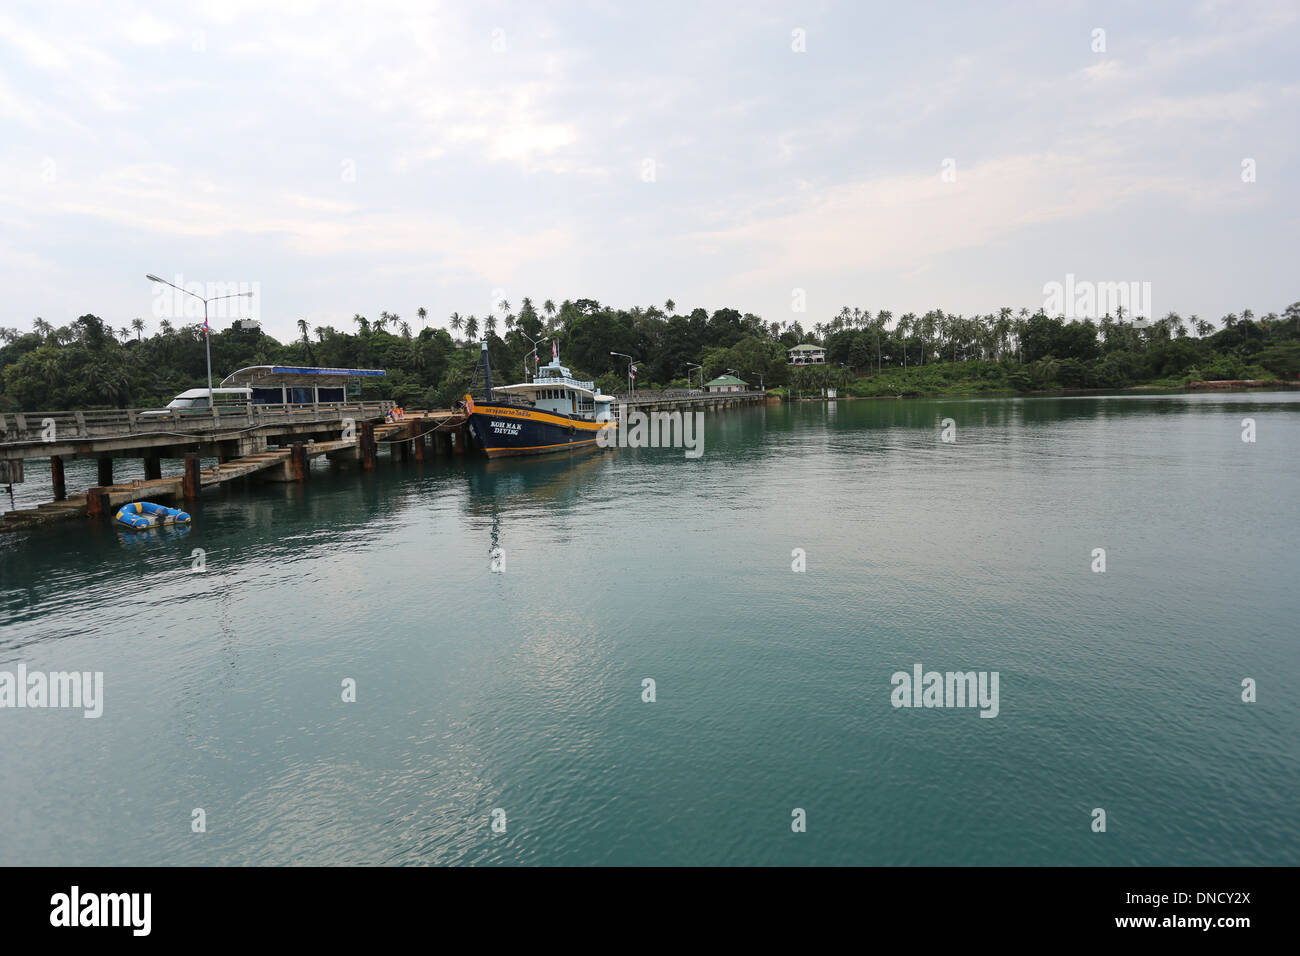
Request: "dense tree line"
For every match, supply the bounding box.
[2,298,1297,411]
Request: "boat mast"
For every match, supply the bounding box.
[480,339,493,402]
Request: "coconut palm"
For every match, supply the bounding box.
[417,306,427,328]
[353,314,370,335]
[449,312,463,337]
[485,314,497,337]
[131,317,146,341]
[400,321,411,340]
[464,315,479,340]
[665,299,676,315]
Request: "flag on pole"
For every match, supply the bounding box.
[552,340,558,360]
[630,364,637,379]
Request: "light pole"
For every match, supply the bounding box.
[610,352,639,396]
[687,362,701,389]
[746,371,765,392]
[146,274,253,397]
[522,332,548,380]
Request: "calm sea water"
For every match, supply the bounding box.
[2,393,1297,866]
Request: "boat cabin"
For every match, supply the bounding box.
[492,357,616,422]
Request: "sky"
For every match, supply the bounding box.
[1,0,1297,342]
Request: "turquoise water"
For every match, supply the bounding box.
[1,393,1297,865]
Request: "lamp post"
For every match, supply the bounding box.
[687,362,701,389]
[146,274,253,398]
[610,352,639,396]
[522,332,548,380]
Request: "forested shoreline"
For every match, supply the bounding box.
[2,297,1298,411]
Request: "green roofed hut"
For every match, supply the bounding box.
[703,374,748,394]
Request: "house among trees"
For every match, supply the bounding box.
[704,374,748,393]
[788,343,826,365]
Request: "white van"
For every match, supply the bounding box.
[141,387,253,416]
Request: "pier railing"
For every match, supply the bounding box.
[0,401,393,445]
[615,390,766,405]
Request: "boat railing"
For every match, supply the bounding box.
[532,374,596,391]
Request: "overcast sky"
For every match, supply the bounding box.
[2,0,1296,341]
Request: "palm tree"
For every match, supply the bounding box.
[665,299,676,315]
[449,312,463,338]
[505,313,516,331]
[464,315,479,340]
[485,314,497,337]
[131,317,146,341]
[417,306,427,328]
[498,299,511,319]
[33,317,52,340]
[543,299,556,326]
[159,319,174,336]
[353,314,370,335]
[400,321,411,340]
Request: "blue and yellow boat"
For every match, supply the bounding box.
[464,342,617,458]
[114,501,191,529]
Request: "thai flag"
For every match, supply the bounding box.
[203,314,209,336]
[630,364,637,379]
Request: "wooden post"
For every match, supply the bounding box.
[414,432,425,461]
[360,421,376,471]
[86,487,110,519]
[183,453,201,500]
[143,455,161,480]
[51,455,66,501]
[97,457,114,486]
[291,442,308,482]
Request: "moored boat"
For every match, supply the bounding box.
[114,501,191,529]
[464,341,617,458]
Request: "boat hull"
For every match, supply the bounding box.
[466,405,613,458]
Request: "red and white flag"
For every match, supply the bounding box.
[630,364,637,379]
[552,340,558,360]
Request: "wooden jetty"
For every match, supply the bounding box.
[0,404,471,529]
[1,389,766,530]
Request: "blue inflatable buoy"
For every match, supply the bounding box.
[113,501,192,529]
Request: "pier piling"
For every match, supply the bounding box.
[183,453,201,500]
[51,455,66,501]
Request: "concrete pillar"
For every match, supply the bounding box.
[183,453,201,500]
[360,421,376,471]
[291,443,309,482]
[51,455,66,501]
[86,487,110,519]
[97,458,114,486]
[143,455,162,480]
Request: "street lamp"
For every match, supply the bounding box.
[521,332,548,380]
[146,274,254,398]
[686,362,701,389]
[610,352,640,396]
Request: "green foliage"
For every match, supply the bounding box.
[2,300,1297,411]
